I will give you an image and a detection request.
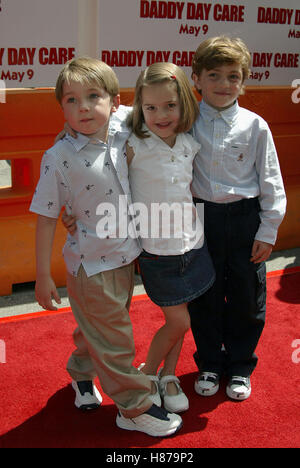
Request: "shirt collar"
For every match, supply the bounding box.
[142,125,192,153]
[200,99,239,126]
[64,132,107,153]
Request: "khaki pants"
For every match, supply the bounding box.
[66,263,152,418]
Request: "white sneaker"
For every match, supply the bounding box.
[159,373,189,413]
[116,404,182,437]
[226,376,251,400]
[194,372,220,396]
[138,363,161,407]
[72,380,103,410]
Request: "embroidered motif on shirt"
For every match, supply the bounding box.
[84,160,91,168]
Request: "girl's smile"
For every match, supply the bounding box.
[141,81,181,147]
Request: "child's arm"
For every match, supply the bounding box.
[54,122,77,143]
[62,211,77,235]
[35,215,61,311]
[254,123,286,252]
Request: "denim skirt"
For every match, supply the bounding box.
[138,240,215,307]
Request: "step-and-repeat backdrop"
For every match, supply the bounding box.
[0,0,299,88]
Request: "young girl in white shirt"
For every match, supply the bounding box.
[126,62,215,413]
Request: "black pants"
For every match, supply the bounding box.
[188,197,266,377]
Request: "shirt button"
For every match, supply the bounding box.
[171,156,175,162]
[172,177,178,183]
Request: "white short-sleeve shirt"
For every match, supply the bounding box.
[128,127,203,255]
[30,106,141,276]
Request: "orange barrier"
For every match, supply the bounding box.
[0,89,66,295]
[0,87,299,295]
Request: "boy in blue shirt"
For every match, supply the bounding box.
[189,36,286,400]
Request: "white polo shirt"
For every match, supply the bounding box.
[30,106,141,276]
[128,127,203,255]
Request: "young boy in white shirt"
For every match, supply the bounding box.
[188,36,286,400]
[30,57,182,437]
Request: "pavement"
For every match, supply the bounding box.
[0,248,299,320]
[1,158,299,319]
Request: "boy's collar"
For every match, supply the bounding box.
[200,99,239,126]
[64,132,107,152]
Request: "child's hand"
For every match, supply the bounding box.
[250,240,273,264]
[54,122,77,143]
[62,212,77,235]
[35,275,61,311]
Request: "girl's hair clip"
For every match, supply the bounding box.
[170,75,176,80]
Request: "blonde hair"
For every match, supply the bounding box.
[128,62,199,139]
[192,36,251,85]
[55,56,120,103]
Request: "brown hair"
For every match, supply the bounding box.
[192,36,251,84]
[55,56,120,103]
[128,62,199,138]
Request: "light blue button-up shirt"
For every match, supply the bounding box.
[191,100,286,245]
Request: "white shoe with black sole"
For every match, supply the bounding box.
[116,404,182,437]
[72,380,103,410]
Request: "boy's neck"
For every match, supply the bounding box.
[202,98,237,112]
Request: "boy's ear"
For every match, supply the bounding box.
[111,94,120,113]
[192,73,201,90]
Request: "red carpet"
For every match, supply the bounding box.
[0,270,299,448]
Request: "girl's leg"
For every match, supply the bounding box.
[161,337,184,395]
[142,303,190,384]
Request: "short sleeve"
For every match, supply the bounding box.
[30,151,70,218]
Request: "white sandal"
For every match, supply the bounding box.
[159,373,189,413]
